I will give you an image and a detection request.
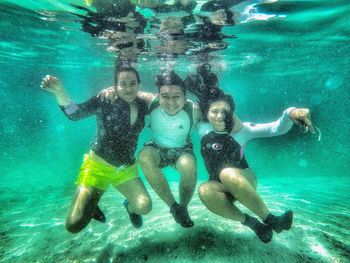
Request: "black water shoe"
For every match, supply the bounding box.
[124,200,143,228]
[170,202,194,228]
[92,205,106,223]
[242,214,273,243]
[264,210,293,233]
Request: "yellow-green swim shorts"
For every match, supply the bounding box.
[76,154,139,191]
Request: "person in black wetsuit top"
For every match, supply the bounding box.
[41,64,152,233]
[197,94,315,243]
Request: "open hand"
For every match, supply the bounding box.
[41,75,62,93]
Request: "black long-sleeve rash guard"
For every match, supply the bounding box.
[60,96,148,167]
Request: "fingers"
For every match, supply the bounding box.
[107,91,114,103]
[300,109,315,134]
[40,75,61,94]
[293,119,302,126]
[302,117,315,134]
[97,92,105,102]
[41,75,51,90]
[293,108,315,134]
[41,75,54,87]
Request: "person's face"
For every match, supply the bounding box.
[159,17,184,35]
[115,71,139,103]
[210,9,228,25]
[159,85,186,116]
[207,100,231,132]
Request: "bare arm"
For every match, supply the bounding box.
[192,102,202,124]
[41,75,101,120]
[41,75,71,106]
[138,91,157,108]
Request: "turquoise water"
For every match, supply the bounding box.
[1,0,350,262]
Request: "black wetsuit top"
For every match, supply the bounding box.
[61,96,148,167]
[201,131,249,181]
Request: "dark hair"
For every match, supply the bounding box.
[155,70,186,95]
[114,63,140,84]
[225,10,235,25]
[204,93,236,132]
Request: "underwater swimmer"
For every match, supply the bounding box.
[138,70,202,228]
[99,70,203,228]
[41,65,152,233]
[197,94,314,243]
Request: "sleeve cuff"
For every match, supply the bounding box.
[63,101,78,115]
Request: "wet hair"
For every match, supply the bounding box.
[205,94,236,132]
[197,63,219,88]
[225,10,235,25]
[155,70,186,95]
[114,63,140,84]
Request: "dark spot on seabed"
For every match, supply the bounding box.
[322,233,350,258]
[94,226,323,262]
[140,254,148,261]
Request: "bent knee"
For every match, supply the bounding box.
[138,147,158,167]
[198,183,215,202]
[219,168,245,187]
[176,154,197,173]
[132,195,152,215]
[65,217,86,233]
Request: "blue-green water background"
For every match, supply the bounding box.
[1,0,350,262]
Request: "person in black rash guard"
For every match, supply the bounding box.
[197,94,315,243]
[41,65,152,233]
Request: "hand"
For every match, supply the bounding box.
[289,108,315,133]
[97,87,117,103]
[41,75,63,94]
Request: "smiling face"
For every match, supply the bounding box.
[115,71,139,104]
[207,100,232,132]
[159,85,186,116]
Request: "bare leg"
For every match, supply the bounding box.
[198,179,273,243]
[219,168,270,220]
[175,153,197,206]
[138,146,175,207]
[65,186,103,233]
[115,177,152,215]
[198,181,245,222]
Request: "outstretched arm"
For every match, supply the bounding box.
[234,107,314,145]
[41,75,71,106]
[41,75,99,120]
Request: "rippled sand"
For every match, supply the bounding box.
[1,177,349,262]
